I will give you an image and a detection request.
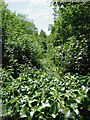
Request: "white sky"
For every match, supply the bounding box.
[5,0,54,35]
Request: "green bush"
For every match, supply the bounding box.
[49,2,90,75]
[52,36,90,75]
[2,2,44,78]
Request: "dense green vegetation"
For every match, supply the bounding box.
[1,1,90,120]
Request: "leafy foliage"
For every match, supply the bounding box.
[1,1,90,120]
[1,71,90,120]
[49,2,90,75]
[2,2,43,78]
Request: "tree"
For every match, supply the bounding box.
[51,2,89,45]
[49,1,90,75]
[2,2,42,78]
[38,30,47,50]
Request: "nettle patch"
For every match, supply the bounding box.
[1,71,90,120]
